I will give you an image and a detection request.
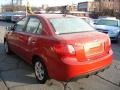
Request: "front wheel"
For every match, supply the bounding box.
[4,42,11,54]
[34,59,48,84]
[117,34,120,42]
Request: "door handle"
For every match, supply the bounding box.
[28,37,36,44]
[31,41,36,44]
[19,36,23,38]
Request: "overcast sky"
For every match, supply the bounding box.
[0,0,94,7]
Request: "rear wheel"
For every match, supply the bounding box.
[34,59,48,84]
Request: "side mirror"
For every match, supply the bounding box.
[6,26,11,31]
[6,25,15,31]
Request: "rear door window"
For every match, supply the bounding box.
[25,17,42,34]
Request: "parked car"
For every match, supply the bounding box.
[0,12,5,21]
[11,11,26,22]
[93,17,120,42]
[34,10,46,14]
[79,17,95,26]
[2,12,15,21]
[0,13,3,20]
[93,19,98,24]
[4,14,113,83]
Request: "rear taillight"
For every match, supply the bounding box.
[108,38,111,46]
[104,38,111,52]
[67,45,75,55]
[53,44,75,57]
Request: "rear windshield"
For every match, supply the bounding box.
[96,19,118,27]
[49,18,95,34]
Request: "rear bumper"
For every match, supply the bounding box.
[51,49,113,81]
[70,63,110,81]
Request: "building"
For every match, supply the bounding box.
[78,0,117,12]
[68,4,77,11]
[78,1,95,12]
[94,0,120,13]
[113,0,120,13]
[42,4,48,10]
[78,0,120,17]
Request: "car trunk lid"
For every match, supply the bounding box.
[55,31,109,62]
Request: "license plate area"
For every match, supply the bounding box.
[84,42,104,56]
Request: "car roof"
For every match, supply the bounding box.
[36,14,77,19]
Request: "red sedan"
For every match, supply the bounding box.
[4,14,113,83]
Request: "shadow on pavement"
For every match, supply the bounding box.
[0,43,38,87]
[111,40,120,61]
[0,43,5,55]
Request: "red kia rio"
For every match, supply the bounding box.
[4,14,113,83]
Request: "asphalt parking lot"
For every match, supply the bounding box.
[0,21,120,90]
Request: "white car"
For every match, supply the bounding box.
[93,17,120,42]
[79,17,95,27]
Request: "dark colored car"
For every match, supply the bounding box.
[2,12,15,21]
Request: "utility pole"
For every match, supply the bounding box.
[11,0,14,11]
[119,0,120,15]
[98,0,101,12]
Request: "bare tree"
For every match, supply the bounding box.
[98,0,101,12]
[119,0,120,13]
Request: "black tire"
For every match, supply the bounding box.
[114,35,120,43]
[4,41,12,54]
[34,59,48,84]
[113,39,118,43]
[116,34,120,43]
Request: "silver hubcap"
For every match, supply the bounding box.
[4,42,8,53]
[35,61,44,80]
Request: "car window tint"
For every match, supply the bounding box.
[49,18,95,34]
[36,22,42,34]
[15,17,28,32]
[96,19,118,27]
[25,17,41,33]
